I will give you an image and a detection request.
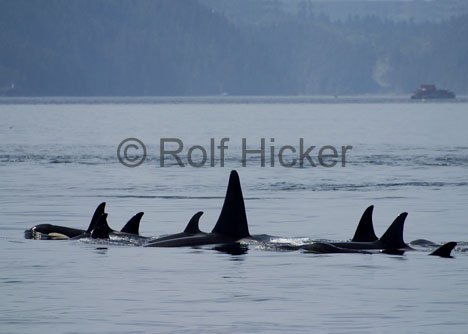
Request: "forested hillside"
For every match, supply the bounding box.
[1,0,466,96]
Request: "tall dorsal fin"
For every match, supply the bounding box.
[429,242,457,258]
[120,212,144,235]
[86,202,106,233]
[379,212,408,248]
[212,170,250,239]
[184,211,203,234]
[91,213,112,239]
[351,205,378,242]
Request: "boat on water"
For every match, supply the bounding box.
[411,84,455,100]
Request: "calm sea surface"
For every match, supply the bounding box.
[1,98,468,333]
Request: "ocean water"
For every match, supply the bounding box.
[1,99,468,333]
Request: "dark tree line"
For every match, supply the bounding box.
[0,0,466,96]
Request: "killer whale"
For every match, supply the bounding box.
[322,207,457,257]
[120,212,144,235]
[25,202,143,240]
[22,169,459,259]
[271,205,382,252]
[351,205,378,242]
[25,202,106,240]
[88,211,204,242]
[90,213,111,238]
[144,203,378,249]
[303,242,372,254]
[429,242,457,258]
[301,207,457,257]
[73,204,145,239]
[147,211,205,242]
[301,212,409,252]
[25,225,85,240]
[83,211,146,241]
[304,241,457,257]
[145,170,250,247]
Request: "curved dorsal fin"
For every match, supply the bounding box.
[91,213,112,239]
[379,212,407,248]
[351,205,378,242]
[120,212,144,235]
[184,211,203,234]
[429,242,457,258]
[86,202,106,233]
[212,170,250,239]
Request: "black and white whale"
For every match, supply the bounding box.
[81,211,145,240]
[145,201,376,250]
[301,208,457,257]
[79,212,148,247]
[302,242,373,254]
[301,212,409,252]
[268,205,379,252]
[303,240,457,257]
[146,211,205,242]
[24,202,143,240]
[24,202,106,240]
[145,170,250,247]
[87,210,205,244]
[429,241,457,258]
[339,207,458,257]
[22,169,458,258]
[350,205,378,242]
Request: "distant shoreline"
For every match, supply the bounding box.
[1,95,467,105]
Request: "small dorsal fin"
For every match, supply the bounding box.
[86,202,106,233]
[91,213,112,239]
[212,170,250,239]
[429,242,457,258]
[379,212,408,248]
[351,205,378,242]
[120,212,144,235]
[184,211,203,234]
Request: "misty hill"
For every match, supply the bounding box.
[1,0,467,96]
[201,0,468,25]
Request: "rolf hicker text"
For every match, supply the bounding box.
[158,138,352,168]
